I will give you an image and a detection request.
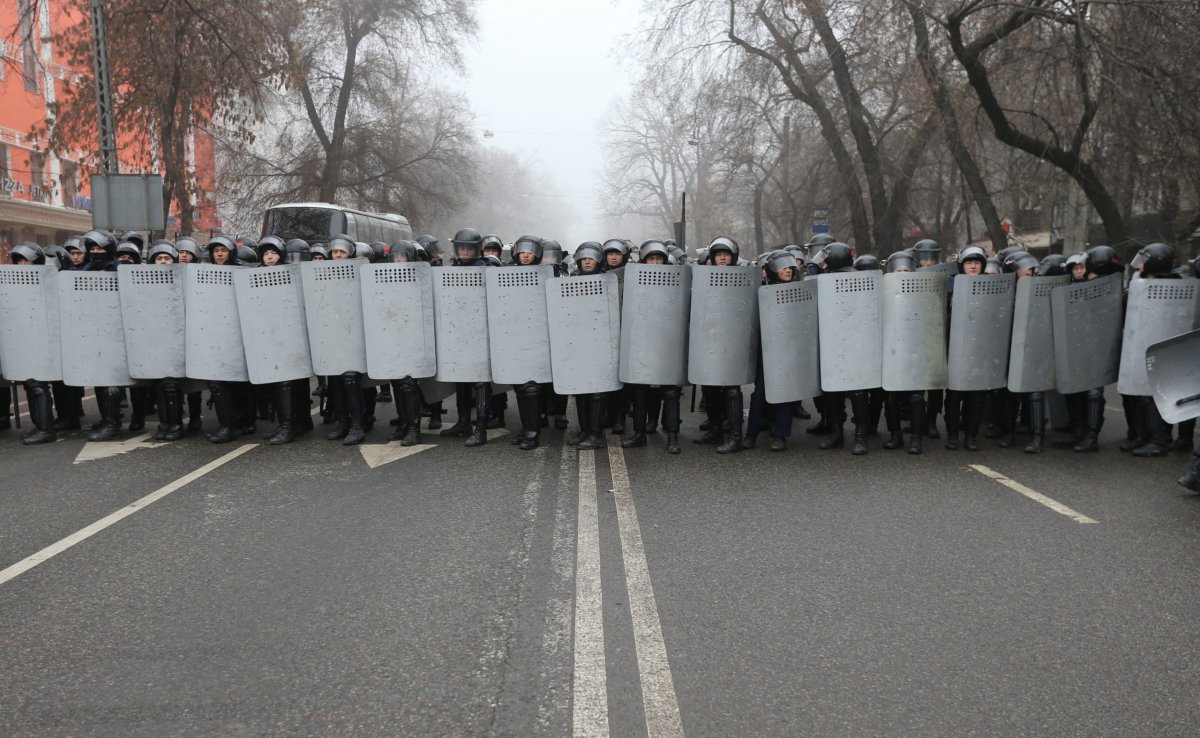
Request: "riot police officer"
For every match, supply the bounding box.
[879,251,927,454]
[438,228,493,447]
[380,241,427,446]
[7,243,57,444]
[63,234,87,269]
[140,241,187,441]
[539,239,570,429]
[565,241,608,449]
[77,230,131,441]
[502,236,548,450]
[943,245,990,451]
[998,250,1047,453]
[621,240,683,454]
[316,235,371,445]
[694,236,748,454]
[201,236,256,443]
[744,250,800,451]
[1127,242,1182,457]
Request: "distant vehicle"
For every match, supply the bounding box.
[260,202,412,244]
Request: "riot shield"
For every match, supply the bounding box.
[947,274,1015,391]
[817,271,882,392]
[184,264,248,382]
[1146,328,1200,424]
[546,273,622,395]
[361,262,436,379]
[881,271,948,392]
[619,264,690,386]
[758,280,820,403]
[59,271,132,387]
[918,261,960,277]
[234,266,312,384]
[686,266,759,387]
[0,265,61,382]
[300,260,367,376]
[1007,275,1068,393]
[486,265,554,385]
[1117,277,1199,396]
[1051,273,1124,394]
[432,266,491,383]
[118,264,185,379]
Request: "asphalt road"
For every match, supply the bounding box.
[1,392,1197,737]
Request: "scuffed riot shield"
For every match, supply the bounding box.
[1051,273,1124,394]
[619,264,690,386]
[881,271,947,392]
[818,271,882,392]
[546,273,622,395]
[918,261,960,277]
[59,271,132,387]
[1007,275,1068,393]
[0,265,61,382]
[235,266,312,384]
[118,264,185,379]
[432,267,491,383]
[418,377,456,404]
[1146,328,1200,423]
[361,262,436,379]
[1117,277,1199,396]
[185,264,248,382]
[301,260,367,376]
[486,266,554,385]
[758,280,821,403]
[947,274,1015,391]
[686,266,759,387]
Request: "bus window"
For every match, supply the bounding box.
[262,206,345,241]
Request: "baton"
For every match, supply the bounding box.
[1177,393,1200,408]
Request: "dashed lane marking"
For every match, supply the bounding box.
[969,464,1099,524]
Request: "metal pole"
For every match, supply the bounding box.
[90,0,118,174]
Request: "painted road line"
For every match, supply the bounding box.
[573,449,609,738]
[970,464,1099,524]
[0,444,259,587]
[539,443,577,731]
[608,446,685,738]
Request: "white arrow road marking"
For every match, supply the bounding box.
[970,464,1099,524]
[73,433,169,465]
[0,444,258,587]
[358,441,437,469]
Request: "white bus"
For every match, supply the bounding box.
[260,202,412,244]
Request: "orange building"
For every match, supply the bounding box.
[0,0,220,261]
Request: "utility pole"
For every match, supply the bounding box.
[90,0,118,173]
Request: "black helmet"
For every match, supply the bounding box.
[257,236,286,261]
[120,231,147,251]
[1064,251,1086,269]
[995,245,1022,263]
[816,242,854,271]
[327,235,355,259]
[83,229,116,262]
[541,239,564,266]
[43,245,71,270]
[284,238,311,263]
[63,235,84,253]
[885,250,916,273]
[1084,245,1122,277]
[310,243,329,260]
[115,241,143,264]
[1002,250,1039,275]
[853,254,882,272]
[481,234,504,254]
[765,250,799,283]
[1130,242,1176,276]
[236,236,258,253]
[1192,254,1200,278]
[366,241,388,263]
[175,237,201,261]
[574,241,605,273]
[912,238,941,263]
[10,241,45,265]
[237,245,259,264]
[708,236,739,262]
[416,234,441,255]
[353,242,373,260]
[389,240,419,263]
[451,228,483,261]
[602,238,629,266]
[668,245,686,262]
[984,256,1002,275]
[957,245,988,266]
[413,243,430,262]
[805,233,835,251]
[639,240,670,264]
[511,235,543,264]
[147,240,179,263]
[1039,253,1067,277]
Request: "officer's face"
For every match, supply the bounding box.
[605,251,623,267]
[89,246,107,258]
[893,266,912,273]
[10,255,28,265]
[777,266,795,282]
[312,253,326,261]
[713,251,733,266]
[331,248,350,260]
[153,253,175,265]
[456,245,476,261]
[179,250,195,263]
[117,253,136,264]
[392,254,410,263]
[579,257,599,272]
[517,251,536,265]
[963,260,983,276]
[919,256,938,267]
[644,254,666,265]
[1071,263,1085,280]
[69,249,85,265]
[211,246,230,264]
[1016,267,1034,278]
[484,246,501,259]
[261,250,280,266]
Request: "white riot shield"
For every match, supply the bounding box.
[118,264,185,379]
[361,262,436,380]
[486,266,554,385]
[1146,328,1200,424]
[881,271,948,392]
[59,271,133,387]
[546,273,622,395]
[686,266,759,387]
[432,267,491,383]
[1117,277,1199,396]
[235,266,312,384]
[1007,275,1068,393]
[185,264,248,382]
[758,280,821,403]
[1051,273,1124,394]
[0,265,62,381]
[818,271,882,392]
[948,274,1015,391]
[619,264,690,386]
[300,260,368,376]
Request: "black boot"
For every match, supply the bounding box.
[341,374,367,446]
[908,393,925,455]
[1132,397,1171,457]
[154,382,171,440]
[622,387,648,448]
[268,382,298,445]
[187,391,203,433]
[882,394,902,449]
[88,387,123,441]
[944,392,960,451]
[441,385,473,437]
[662,387,681,455]
[1119,394,1147,452]
[1073,390,1104,453]
[694,392,723,444]
[325,379,350,441]
[465,383,489,447]
[1179,453,1200,492]
[516,382,541,450]
[160,379,184,441]
[850,392,869,455]
[794,401,811,420]
[401,382,423,446]
[963,393,985,452]
[1024,393,1046,454]
[128,386,147,432]
[716,388,743,454]
[819,424,845,449]
[577,394,605,450]
[1173,420,1195,452]
[205,383,239,444]
[427,401,444,430]
[646,391,661,434]
[21,382,56,445]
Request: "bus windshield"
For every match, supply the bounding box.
[261,207,346,242]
